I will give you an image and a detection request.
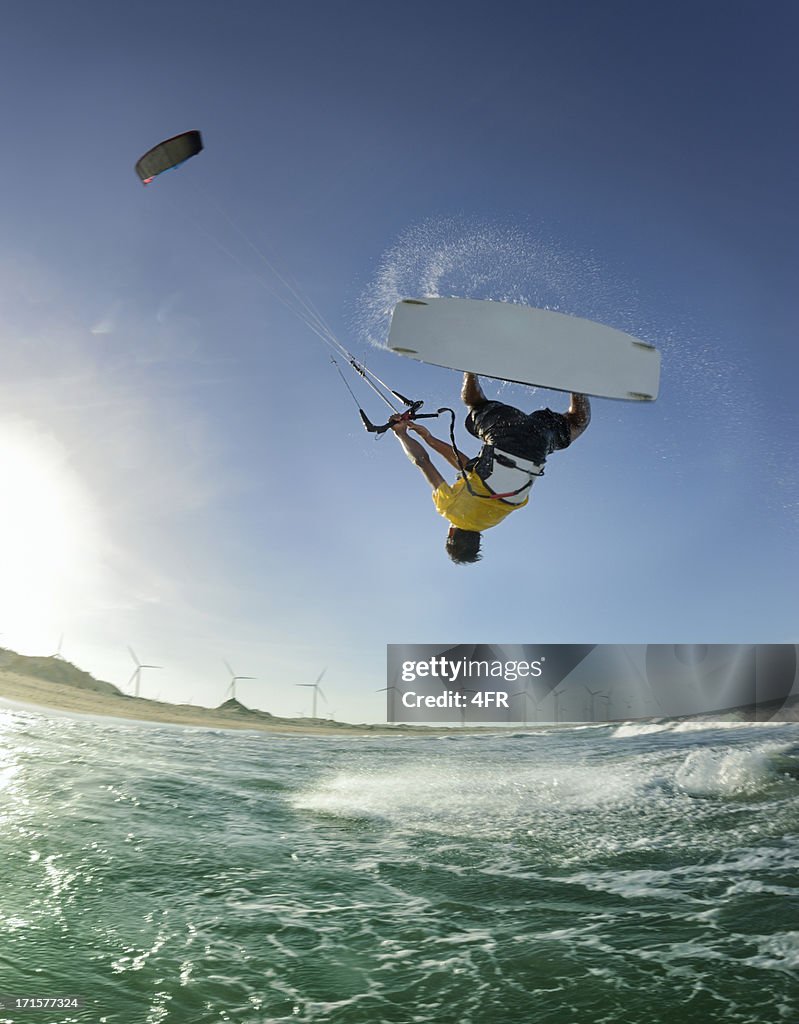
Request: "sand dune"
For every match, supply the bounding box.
[0,656,408,736]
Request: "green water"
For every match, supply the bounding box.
[0,709,797,1023]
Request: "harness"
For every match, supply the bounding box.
[441,407,545,503]
[468,446,544,503]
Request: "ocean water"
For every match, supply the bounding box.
[0,709,797,1024]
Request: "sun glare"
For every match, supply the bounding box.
[0,423,97,648]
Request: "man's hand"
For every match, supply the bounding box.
[389,415,410,434]
[407,422,431,439]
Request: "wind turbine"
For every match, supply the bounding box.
[295,669,326,719]
[584,686,607,722]
[551,687,565,724]
[376,683,402,722]
[511,687,540,727]
[457,687,478,727]
[52,633,65,660]
[223,659,255,702]
[128,646,161,698]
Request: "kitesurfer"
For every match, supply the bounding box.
[390,373,590,564]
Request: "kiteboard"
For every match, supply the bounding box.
[388,298,661,401]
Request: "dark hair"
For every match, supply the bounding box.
[445,528,482,564]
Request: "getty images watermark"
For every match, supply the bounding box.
[385,644,799,724]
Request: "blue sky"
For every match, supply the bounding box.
[0,0,796,722]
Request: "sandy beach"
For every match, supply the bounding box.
[0,662,414,737]
[3,654,794,735]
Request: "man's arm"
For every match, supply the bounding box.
[565,394,591,442]
[391,421,447,490]
[407,422,470,471]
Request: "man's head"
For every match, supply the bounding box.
[446,527,482,564]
